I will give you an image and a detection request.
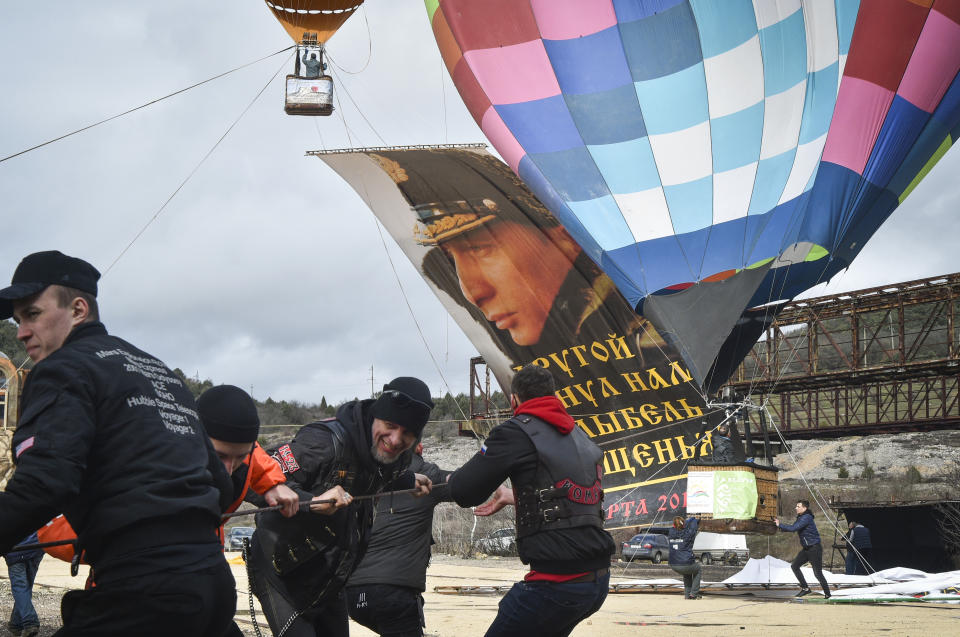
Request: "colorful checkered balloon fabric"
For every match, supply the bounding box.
[426,0,960,312]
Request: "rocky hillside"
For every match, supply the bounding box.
[264,426,960,499]
[772,429,960,482]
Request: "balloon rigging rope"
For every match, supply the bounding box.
[763,402,880,579]
[338,153,472,422]
[440,56,449,144]
[739,256,850,415]
[328,65,387,145]
[325,4,373,75]
[331,73,357,146]
[0,46,295,165]
[321,37,465,415]
[608,403,745,579]
[365,213,472,423]
[103,53,294,276]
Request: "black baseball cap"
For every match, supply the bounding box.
[0,251,100,320]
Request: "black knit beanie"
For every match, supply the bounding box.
[370,377,434,437]
[197,384,260,443]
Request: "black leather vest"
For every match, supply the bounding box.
[512,415,605,539]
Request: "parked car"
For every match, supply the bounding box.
[621,533,671,563]
[226,526,255,551]
[476,528,517,555]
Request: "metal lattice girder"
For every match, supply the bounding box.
[723,273,960,439]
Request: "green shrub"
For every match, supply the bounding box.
[837,466,849,479]
[906,465,923,484]
[860,465,875,480]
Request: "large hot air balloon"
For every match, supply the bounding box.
[426,0,960,392]
[265,1,365,116]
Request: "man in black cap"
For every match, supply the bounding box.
[448,364,614,637]
[0,250,238,636]
[197,384,300,534]
[248,377,435,637]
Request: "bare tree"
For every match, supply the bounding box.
[935,463,960,559]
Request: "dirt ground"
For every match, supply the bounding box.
[2,554,958,636]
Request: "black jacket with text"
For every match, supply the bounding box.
[0,322,229,580]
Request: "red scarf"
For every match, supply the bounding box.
[514,396,575,434]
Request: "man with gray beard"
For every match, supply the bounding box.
[249,378,435,637]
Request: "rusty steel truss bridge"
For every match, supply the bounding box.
[722,272,960,440]
[468,272,960,443]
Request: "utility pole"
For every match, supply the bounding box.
[370,365,375,399]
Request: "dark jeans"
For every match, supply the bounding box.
[845,548,871,575]
[248,552,348,637]
[791,543,830,595]
[8,553,43,630]
[52,561,237,636]
[670,562,702,598]
[346,584,424,637]
[484,571,609,637]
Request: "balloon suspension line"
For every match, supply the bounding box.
[328,65,387,146]
[761,403,879,579]
[324,5,373,76]
[0,46,294,165]
[347,167,471,423]
[222,484,446,520]
[366,212,471,423]
[103,53,293,277]
[606,403,740,515]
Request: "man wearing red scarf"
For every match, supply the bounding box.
[448,364,614,637]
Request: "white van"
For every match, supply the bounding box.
[693,532,749,565]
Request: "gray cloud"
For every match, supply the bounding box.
[2,2,957,403]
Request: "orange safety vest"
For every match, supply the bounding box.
[216,442,286,545]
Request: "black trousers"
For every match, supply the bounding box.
[345,584,425,637]
[53,561,238,637]
[791,543,831,594]
[248,544,348,637]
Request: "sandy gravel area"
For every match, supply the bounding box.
[2,553,957,636]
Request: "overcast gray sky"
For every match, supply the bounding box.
[2,1,958,404]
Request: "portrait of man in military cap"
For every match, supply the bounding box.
[320,146,714,531]
[412,190,661,365]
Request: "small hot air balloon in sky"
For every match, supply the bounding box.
[265,1,366,116]
[426,0,960,392]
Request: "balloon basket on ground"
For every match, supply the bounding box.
[687,463,780,535]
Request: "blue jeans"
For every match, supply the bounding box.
[845,547,871,575]
[8,552,43,630]
[485,571,609,637]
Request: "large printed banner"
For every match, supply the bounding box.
[317,146,721,530]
